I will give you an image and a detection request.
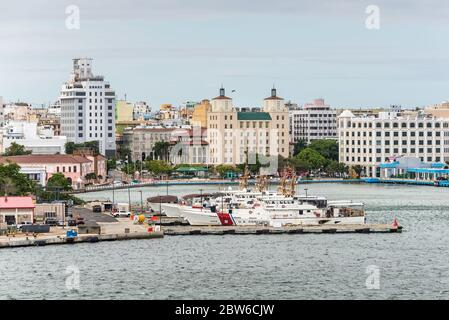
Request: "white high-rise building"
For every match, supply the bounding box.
[338,108,449,177]
[289,98,337,144]
[59,58,116,157]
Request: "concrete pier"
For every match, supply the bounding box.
[0,231,163,249]
[162,224,403,236]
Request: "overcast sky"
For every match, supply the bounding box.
[1,0,449,109]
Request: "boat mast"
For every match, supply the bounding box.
[240,164,250,191]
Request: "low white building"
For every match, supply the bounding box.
[1,121,67,154]
[133,101,152,120]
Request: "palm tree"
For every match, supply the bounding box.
[153,141,170,161]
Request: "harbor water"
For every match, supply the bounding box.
[1,183,449,299]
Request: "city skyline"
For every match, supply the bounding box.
[2,0,449,108]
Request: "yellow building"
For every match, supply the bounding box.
[192,99,211,128]
[207,87,289,165]
[116,100,133,122]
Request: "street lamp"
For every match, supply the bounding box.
[139,190,143,213]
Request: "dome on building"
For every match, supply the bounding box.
[338,110,355,118]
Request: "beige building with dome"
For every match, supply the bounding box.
[207,87,289,165]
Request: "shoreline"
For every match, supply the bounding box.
[71,177,446,195]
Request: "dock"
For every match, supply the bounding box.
[162,224,403,236]
[0,231,163,249]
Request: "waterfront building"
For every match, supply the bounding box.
[0,196,35,225]
[338,108,449,178]
[34,202,66,223]
[123,126,177,162]
[377,156,446,179]
[1,121,67,154]
[192,99,212,128]
[59,58,116,157]
[207,87,289,165]
[0,154,106,189]
[169,127,209,165]
[116,100,134,122]
[289,98,337,144]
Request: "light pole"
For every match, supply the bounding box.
[128,185,131,213]
[112,180,115,213]
[139,190,143,213]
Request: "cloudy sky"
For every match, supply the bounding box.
[1,0,449,109]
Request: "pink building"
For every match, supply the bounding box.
[0,154,106,189]
[0,196,35,225]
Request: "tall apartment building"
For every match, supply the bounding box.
[207,87,289,165]
[338,109,449,177]
[59,58,116,157]
[289,98,337,144]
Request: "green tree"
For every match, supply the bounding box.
[145,160,173,177]
[294,148,327,172]
[84,173,97,182]
[65,141,100,155]
[325,160,347,176]
[0,162,35,195]
[308,139,339,161]
[3,142,32,156]
[153,141,170,161]
[293,139,307,156]
[47,173,72,191]
[107,158,117,171]
[215,164,239,178]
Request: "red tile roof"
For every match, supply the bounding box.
[264,96,284,101]
[0,154,92,165]
[0,196,35,209]
[212,95,232,100]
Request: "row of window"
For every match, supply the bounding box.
[345,121,448,129]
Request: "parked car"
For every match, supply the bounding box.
[57,220,66,227]
[112,210,131,218]
[67,219,77,227]
[45,218,58,226]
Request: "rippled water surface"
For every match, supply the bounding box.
[1,183,449,299]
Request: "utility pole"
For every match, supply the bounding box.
[139,190,143,213]
[128,185,131,213]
